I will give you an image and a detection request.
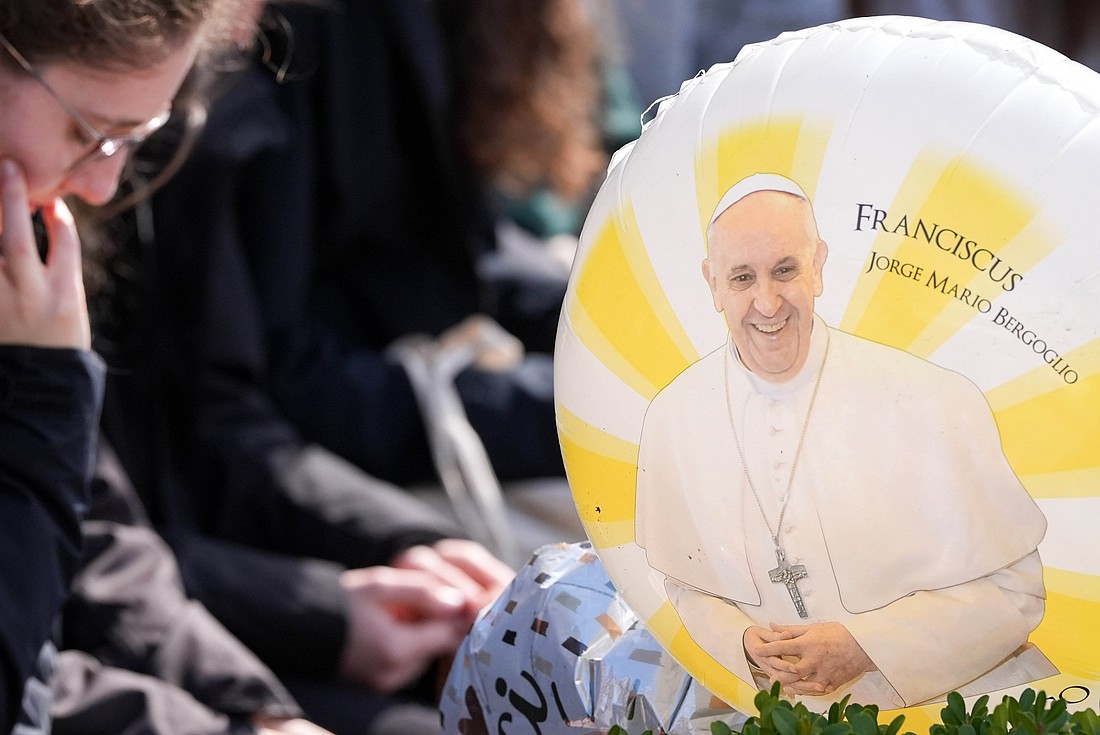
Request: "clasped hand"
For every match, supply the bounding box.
[338,539,514,693]
[744,621,876,696]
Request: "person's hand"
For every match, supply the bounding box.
[743,625,801,685]
[0,159,90,350]
[338,565,470,693]
[758,621,877,696]
[390,539,514,624]
[254,715,335,735]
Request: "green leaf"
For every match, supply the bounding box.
[821,723,853,735]
[942,692,967,726]
[829,697,853,725]
[712,721,735,735]
[882,714,907,735]
[851,712,879,735]
[772,704,799,735]
[1071,708,1100,735]
[847,704,869,724]
[1017,714,1039,735]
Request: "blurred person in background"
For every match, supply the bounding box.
[108,0,620,496]
[90,3,529,729]
[612,0,1100,112]
[0,1,511,733]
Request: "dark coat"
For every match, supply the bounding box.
[127,0,562,491]
[0,346,103,733]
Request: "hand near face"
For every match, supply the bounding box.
[0,159,90,350]
[757,621,877,696]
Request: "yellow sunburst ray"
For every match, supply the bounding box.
[696,117,830,241]
[557,404,639,547]
[986,338,1100,478]
[1034,571,1100,678]
[569,202,698,400]
[843,155,1048,356]
[1030,593,1100,681]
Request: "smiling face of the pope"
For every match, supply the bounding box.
[701,190,828,383]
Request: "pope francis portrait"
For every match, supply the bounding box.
[634,173,1055,709]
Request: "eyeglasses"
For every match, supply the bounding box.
[0,31,170,174]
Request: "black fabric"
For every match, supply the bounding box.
[98,153,464,679]
[0,346,103,733]
[84,3,562,729]
[99,369,461,681]
[134,0,563,490]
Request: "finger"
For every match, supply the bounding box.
[40,200,90,349]
[784,680,828,696]
[391,545,487,603]
[746,627,791,649]
[368,568,469,619]
[764,669,803,687]
[41,199,80,276]
[757,656,801,677]
[433,540,515,594]
[770,622,811,637]
[757,639,804,658]
[0,159,40,285]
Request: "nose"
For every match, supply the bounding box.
[62,153,128,206]
[753,280,782,317]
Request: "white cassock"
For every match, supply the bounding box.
[635,316,1055,708]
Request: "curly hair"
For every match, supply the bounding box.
[447,0,607,201]
[0,0,243,70]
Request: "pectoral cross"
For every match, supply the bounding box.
[769,546,808,618]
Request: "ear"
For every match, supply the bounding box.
[701,258,722,313]
[812,239,828,297]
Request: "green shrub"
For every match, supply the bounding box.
[607,685,1100,735]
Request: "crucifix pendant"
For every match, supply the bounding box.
[769,546,809,618]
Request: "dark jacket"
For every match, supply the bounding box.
[131,0,563,490]
[0,345,103,733]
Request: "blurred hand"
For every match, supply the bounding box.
[254,716,335,735]
[391,539,514,623]
[0,159,90,349]
[338,565,471,693]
